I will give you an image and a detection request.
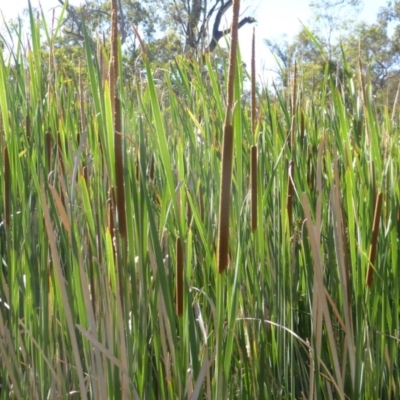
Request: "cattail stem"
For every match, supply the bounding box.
[251,28,256,136]
[250,29,258,233]
[79,61,86,133]
[225,0,240,124]
[109,0,118,113]
[217,0,240,273]
[107,186,116,240]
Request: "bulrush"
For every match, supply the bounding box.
[251,145,258,232]
[217,124,234,273]
[217,0,240,274]
[4,147,10,227]
[250,28,257,232]
[25,113,30,143]
[175,237,183,317]
[199,183,204,222]
[110,0,127,238]
[114,97,126,238]
[45,131,52,170]
[287,160,294,231]
[251,27,256,136]
[366,192,382,287]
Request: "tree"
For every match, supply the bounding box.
[265,0,400,107]
[309,0,362,57]
[57,0,256,60]
[32,0,256,89]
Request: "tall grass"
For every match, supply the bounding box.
[0,3,399,399]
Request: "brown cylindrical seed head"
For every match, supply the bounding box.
[176,237,183,317]
[114,97,126,238]
[4,147,10,227]
[45,131,52,169]
[217,124,234,273]
[25,113,30,143]
[366,191,382,287]
[251,145,257,232]
[287,160,294,231]
[199,184,204,222]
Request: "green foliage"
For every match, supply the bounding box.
[266,0,400,109]
[0,4,400,400]
[49,0,255,65]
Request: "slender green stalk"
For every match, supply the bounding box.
[251,29,257,126]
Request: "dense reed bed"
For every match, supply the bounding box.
[0,1,399,398]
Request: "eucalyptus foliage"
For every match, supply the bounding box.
[0,4,399,399]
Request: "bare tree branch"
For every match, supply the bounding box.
[205,2,256,54]
[57,0,256,58]
[58,0,96,50]
[196,0,221,51]
[185,0,202,50]
[58,0,127,46]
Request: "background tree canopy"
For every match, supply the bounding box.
[265,0,400,107]
[1,1,400,398]
[3,0,400,107]
[57,0,256,60]
[25,0,256,86]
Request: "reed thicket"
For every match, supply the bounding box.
[0,2,399,399]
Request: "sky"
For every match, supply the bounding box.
[0,0,387,84]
